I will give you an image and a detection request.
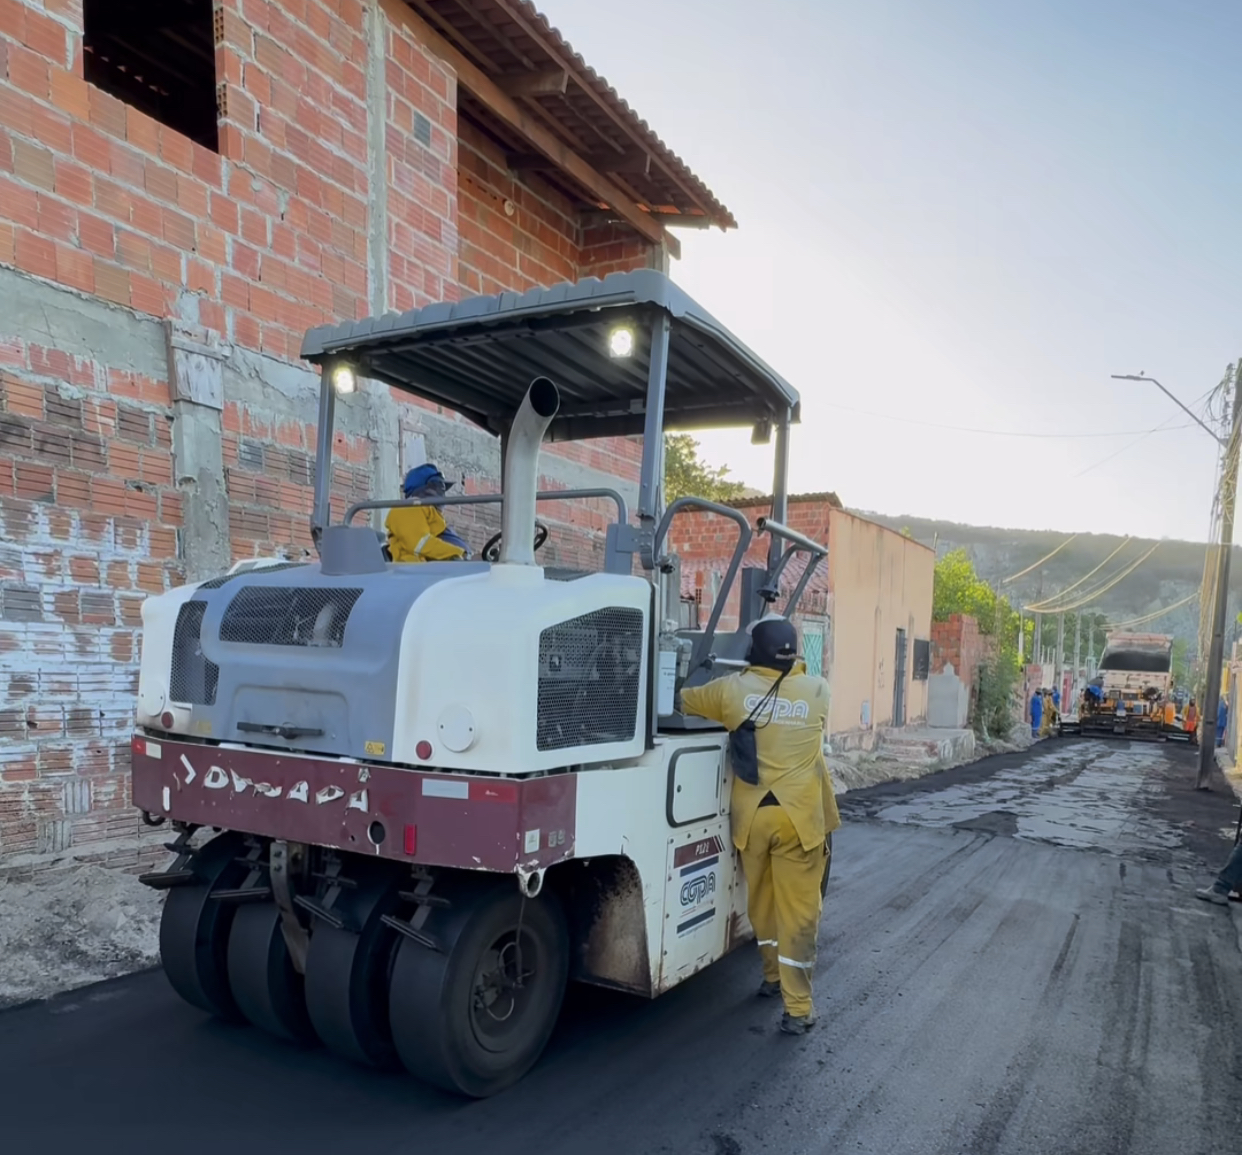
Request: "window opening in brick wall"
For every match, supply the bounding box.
[83,0,219,152]
[913,638,931,681]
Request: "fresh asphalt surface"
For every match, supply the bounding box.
[3,738,1241,1154]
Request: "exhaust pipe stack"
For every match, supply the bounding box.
[499,377,560,565]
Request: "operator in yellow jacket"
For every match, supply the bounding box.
[680,615,838,1035]
[385,464,468,563]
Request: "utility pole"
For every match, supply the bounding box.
[1073,611,1082,705]
[1198,365,1242,789]
[1056,612,1065,703]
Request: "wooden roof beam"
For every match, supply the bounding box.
[488,0,721,224]
[384,0,668,246]
[497,68,568,96]
[509,147,651,177]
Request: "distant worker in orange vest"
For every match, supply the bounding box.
[1185,699,1199,739]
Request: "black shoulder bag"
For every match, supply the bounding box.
[728,670,790,786]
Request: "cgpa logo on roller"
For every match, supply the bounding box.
[680,871,716,907]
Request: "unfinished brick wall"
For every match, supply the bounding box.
[0,347,181,868]
[0,0,662,870]
[930,613,991,690]
[669,495,835,635]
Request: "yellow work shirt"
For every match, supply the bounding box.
[680,662,840,853]
[385,505,465,563]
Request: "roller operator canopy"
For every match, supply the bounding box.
[301,270,800,441]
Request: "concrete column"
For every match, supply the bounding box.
[362,0,401,530]
[166,323,231,582]
[365,0,390,317]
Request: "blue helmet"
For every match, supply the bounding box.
[402,464,453,497]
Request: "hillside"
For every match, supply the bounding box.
[855,511,1239,647]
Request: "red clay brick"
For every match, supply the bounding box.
[13,137,55,191]
[7,42,50,100]
[77,211,114,258]
[15,461,53,502]
[136,561,164,593]
[125,105,160,156]
[1,376,44,419]
[37,194,75,242]
[55,242,94,293]
[88,85,127,138]
[22,5,68,62]
[49,65,89,121]
[56,468,90,509]
[93,259,130,306]
[15,228,56,279]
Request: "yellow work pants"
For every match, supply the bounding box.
[740,804,824,1018]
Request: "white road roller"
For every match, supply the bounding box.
[133,271,829,1097]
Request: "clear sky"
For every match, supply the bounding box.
[550,0,1237,540]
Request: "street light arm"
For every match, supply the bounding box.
[1110,374,1225,445]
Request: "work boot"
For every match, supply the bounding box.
[757,980,781,999]
[779,1011,816,1035]
[1195,885,1230,906]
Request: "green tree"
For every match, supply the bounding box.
[933,549,997,624]
[1171,636,1189,688]
[663,433,746,504]
[933,549,1023,739]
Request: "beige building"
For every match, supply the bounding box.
[825,508,935,741]
[672,497,935,744]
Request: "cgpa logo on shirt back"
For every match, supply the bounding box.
[742,694,809,721]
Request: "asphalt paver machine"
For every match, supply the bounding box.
[132,271,829,1096]
[1059,632,1183,742]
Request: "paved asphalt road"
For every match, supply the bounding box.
[3,738,1241,1154]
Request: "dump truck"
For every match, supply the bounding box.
[1060,632,1184,741]
[132,271,831,1097]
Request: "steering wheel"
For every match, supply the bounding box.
[482,521,549,562]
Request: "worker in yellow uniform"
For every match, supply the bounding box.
[680,615,838,1035]
[386,464,468,563]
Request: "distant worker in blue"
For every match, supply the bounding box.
[1052,686,1060,712]
[1218,697,1229,747]
[386,464,470,563]
[1030,688,1043,738]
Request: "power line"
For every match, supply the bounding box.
[1002,535,1079,584]
[822,402,1196,440]
[1073,383,1222,479]
[1108,591,1200,630]
[1024,537,1132,611]
[1037,543,1162,613]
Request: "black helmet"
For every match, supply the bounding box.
[746,615,798,669]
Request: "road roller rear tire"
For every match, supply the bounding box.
[159,831,249,1021]
[388,884,569,1098]
[304,874,406,1068]
[226,901,318,1046]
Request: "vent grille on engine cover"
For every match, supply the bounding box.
[537,608,643,752]
[219,587,363,647]
[170,601,218,705]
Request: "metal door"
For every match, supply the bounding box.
[801,620,825,678]
[893,628,907,726]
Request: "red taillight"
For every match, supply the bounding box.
[160,711,174,730]
[132,736,146,757]
[415,740,432,761]
[403,824,417,855]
